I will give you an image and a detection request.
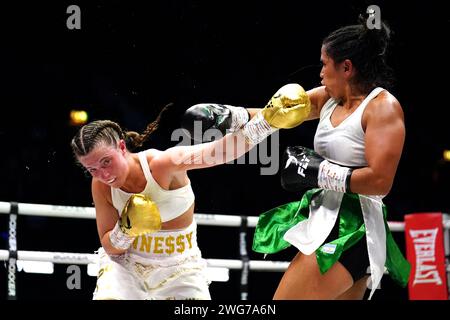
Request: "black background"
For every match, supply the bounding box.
[0,0,449,301]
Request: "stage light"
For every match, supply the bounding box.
[70,110,88,126]
[443,150,450,162]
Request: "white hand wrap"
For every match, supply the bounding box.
[228,105,250,132]
[109,223,135,250]
[241,112,277,145]
[318,160,351,193]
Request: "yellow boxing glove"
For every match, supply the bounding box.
[262,83,311,128]
[242,83,311,144]
[109,194,162,250]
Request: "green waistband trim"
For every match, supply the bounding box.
[252,189,410,287]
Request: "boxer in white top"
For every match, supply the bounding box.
[71,83,311,299]
[182,17,410,300]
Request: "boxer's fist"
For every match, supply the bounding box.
[109,194,162,250]
[242,83,311,145]
[281,146,353,193]
[119,194,161,236]
[261,83,311,129]
[182,103,249,142]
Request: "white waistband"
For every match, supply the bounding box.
[127,221,200,260]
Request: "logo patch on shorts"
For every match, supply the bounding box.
[321,243,337,254]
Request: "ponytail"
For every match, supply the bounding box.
[71,103,172,156]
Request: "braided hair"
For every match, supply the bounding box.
[71,103,171,157]
[322,16,394,93]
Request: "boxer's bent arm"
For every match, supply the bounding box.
[348,94,405,195]
[91,179,127,256]
[305,86,330,121]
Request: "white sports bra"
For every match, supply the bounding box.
[111,149,195,222]
[314,87,385,167]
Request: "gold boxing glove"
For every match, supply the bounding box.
[241,83,311,144]
[109,194,162,250]
[262,83,311,128]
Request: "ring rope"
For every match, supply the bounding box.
[2,201,440,230]
[0,249,290,271]
[1,249,448,273]
[2,200,450,300]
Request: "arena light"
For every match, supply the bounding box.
[70,110,88,126]
[443,150,450,162]
[16,260,54,274]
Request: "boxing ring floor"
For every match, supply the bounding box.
[1,201,449,300]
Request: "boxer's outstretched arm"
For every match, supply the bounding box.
[237,86,329,121]
[246,108,261,119]
[166,84,311,171]
[182,83,311,143]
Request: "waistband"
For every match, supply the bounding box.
[127,220,200,260]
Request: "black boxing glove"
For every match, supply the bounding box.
[281,146,353,193]
[181,103,249,142]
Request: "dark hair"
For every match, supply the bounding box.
[322,16,394,92]
[71,103,171,157]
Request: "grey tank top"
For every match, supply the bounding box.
[313,87,385,167]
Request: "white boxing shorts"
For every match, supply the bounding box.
[93,221,211,300]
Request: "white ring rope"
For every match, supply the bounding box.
[3,201,448,230]
[1,201,449,273]
[0,249,448,273]
[0,201,260,226]
[0,250,290,271]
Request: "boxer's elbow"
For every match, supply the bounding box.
[370,174,393,196]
